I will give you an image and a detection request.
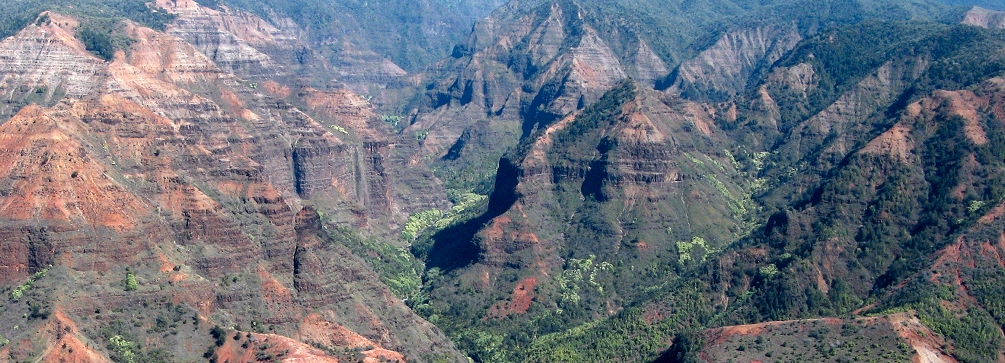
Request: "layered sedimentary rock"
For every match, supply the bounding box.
[153,0,416,94]
[0,10,463,362]
[154,0,289,79]
[0,13,105,119]
[667,24,802,101]
[409,0,672,192]
[425,83,750,330]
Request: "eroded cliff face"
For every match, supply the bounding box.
[771,58,928,174]
[0,11,463,363]
[0,13,105,120]
[667,24,803,102]
[423,83,751,338]
[155,0,287,79]
[152,0,415,97]
[407,0,679,192]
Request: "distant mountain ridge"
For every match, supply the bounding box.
[405,1,1005,362]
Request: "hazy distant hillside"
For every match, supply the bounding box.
[198,0,508,71]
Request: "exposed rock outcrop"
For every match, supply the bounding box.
[0,13,105,120]
[410,0,654,191]
[154,0,287,79]
[426,83,749,331]
[667,24,802,101]
[0,11,463,363]
[963,6,1005,29]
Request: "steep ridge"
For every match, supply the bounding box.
[412,0,961,194]
[153,0,414,98]
[665,24,803,102]
[147,0,455,226]
[154,0,288,79]
[0,11,465,363]
[691,314,955,363]
[514,21,1005,362]
[0,93,462,362]
[412,0,673,192]
[118,12,449,230]
[210,0,509,73]
[660,0,978,105]
[122,21,227,85]
[4,1,1005,362]
[0,105,150,234]
[416,82,754,362]
[0,13,105,120]
[396,2,997,361]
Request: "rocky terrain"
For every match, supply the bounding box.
[0,5,464,362]
[1,0,1005,362]
[408,2,1005,362]
[963,6,1005,29]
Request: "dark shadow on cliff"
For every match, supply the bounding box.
[424,156,521,272]
[652,330,703,363]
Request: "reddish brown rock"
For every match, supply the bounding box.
[0,10,461,362]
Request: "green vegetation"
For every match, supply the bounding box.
[877,278,1004,363]
[402,209,444,241]
[97,317,178,363]
[758,264,779,279]
[414,130,429,142]
[664,330,704,363]
[420,79,754,361]
[76,18,137,60]
[432,120,522,194]
[0,0,173,58]
[11,267,48,301]
[524,282,712,362]
[429,14,1005,362]
[323,222,424,300]
[109,335,138,363]
[403,192,488,241]
[556,255,613,307]
[328,124,348,135]
[0,0,1002,362]
[123,273,139,291]
[437,192,489,228]
[210,326,227,346]
[381,114,405,133]
[676,237,714,265]
[565,0,964,86]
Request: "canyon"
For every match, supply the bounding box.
[1,0,1005,362]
